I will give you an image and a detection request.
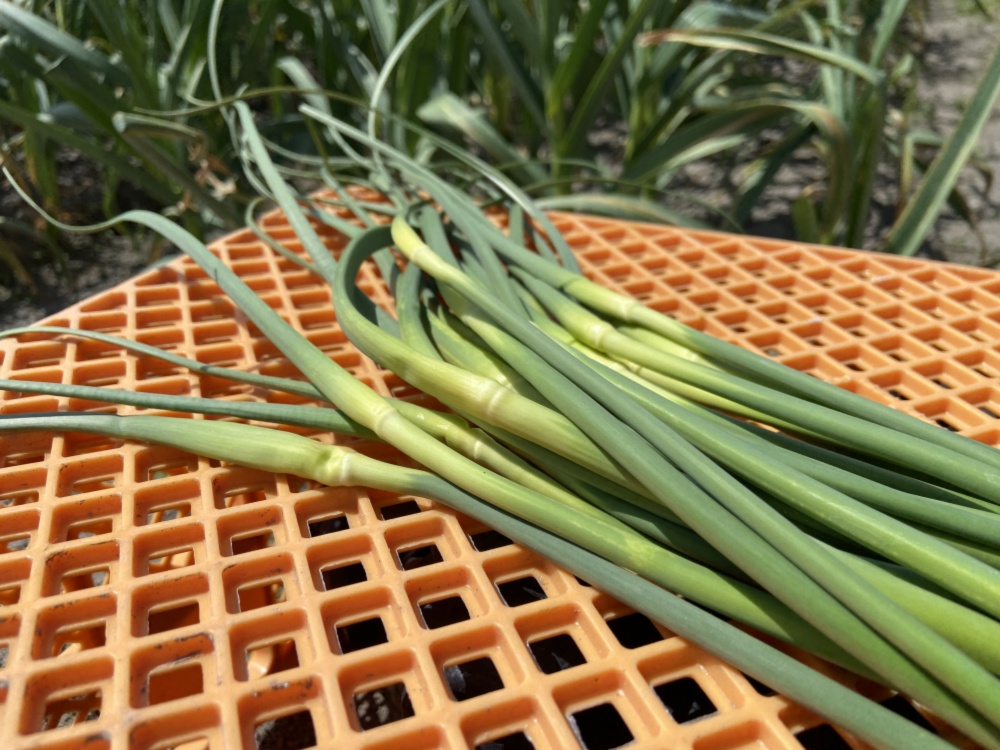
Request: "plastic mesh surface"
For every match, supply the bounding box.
[1,207,994,750]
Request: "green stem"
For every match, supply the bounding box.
[392,217,1000,745]
[0,413,952,750]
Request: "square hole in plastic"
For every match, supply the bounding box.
[496,576,547,607]
[337,616,389,653]
[308,514,349,536]
[528,633,587,674]
[469,529,513,552]
[148,600,200,635]
[354,681,414,730]
[321,561,367,590]
[134,480,200,526]
[0,582,21,605]
[444,656,505,702]
[245,637,300,681]
[606,612,665,649]
[131,575,208,638]
[476,732,535,750]
[396,542,444,571]
[568,703,633,750]
[380,499,422,520]
[133,524,204,576]
[47,620,107,659]
[794,724,853,750]
[2,532,29,554]
[212,470,276,510]
[255,710,316,750]
[230,610,307,682]
[238,580,287,613]
[654,676,717,724]
[39,688,103,733]
[42,541,118,596]
[56,455,123,497]
[147,660,204,705]
[743,673,777,697]
[419,595,471,629]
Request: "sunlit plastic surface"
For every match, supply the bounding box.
[1,204,992,749]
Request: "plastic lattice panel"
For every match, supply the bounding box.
[0,205,993,750]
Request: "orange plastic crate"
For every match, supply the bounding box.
[1,206,996,750]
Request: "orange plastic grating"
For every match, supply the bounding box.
[1,206,995,750]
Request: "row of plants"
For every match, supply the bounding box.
[2,0,1000,298]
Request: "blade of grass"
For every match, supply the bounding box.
[0,0,129,86]
[883,39,1000,255]
[559,0,659,162]
[465,0,546,134]
[642,27,883,84]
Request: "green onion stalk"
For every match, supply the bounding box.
[0,413,959,750]
[389,217,1000,745]
[3,101,1000,748]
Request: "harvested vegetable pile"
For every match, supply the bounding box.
[3,104,1000,750]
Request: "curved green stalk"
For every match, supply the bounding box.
[0,378,371,438]
[531,308,1000,665]
[487,268,1000,679]
[87,208,867,680]
[427,305,547,403]
[486,234,1000,474]
[559,349,1000,620]
[0,413,951,750]
[520,271,1000,504]
[741,420,1000,514]
[0,325,326,401]
[676,402,1000,549]
[393,216,1000,746]
[552,344,1000,584]
[333,225,639,490]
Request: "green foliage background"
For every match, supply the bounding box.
[1,0,999,295]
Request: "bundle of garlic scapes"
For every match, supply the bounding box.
[3,102,1000,750]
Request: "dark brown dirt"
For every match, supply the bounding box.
[0,149,174,328]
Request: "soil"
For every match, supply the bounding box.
[1,1,998,330]
[911,1,1000,267]
[0,149,176,328]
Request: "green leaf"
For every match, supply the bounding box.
[365,0,449,153]
[884,39,1000,255]
[547,0,610,123]
[82,0,156,106]
[869,0,910,68]
[625,104,789,182]
[733,125,813,227]
[0,38,120,131]
[559,0,660,161]
[493,0,542,72]
[418,93,549,185]
[113,112,241,226]
[277,56,331,117]
[645,27,883,85]
[0,98,178,206]
[0,0,128,87]
[534,193,712,228]
[792,190,822,243]
[359,0,397,61]
[466,0,547,135]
